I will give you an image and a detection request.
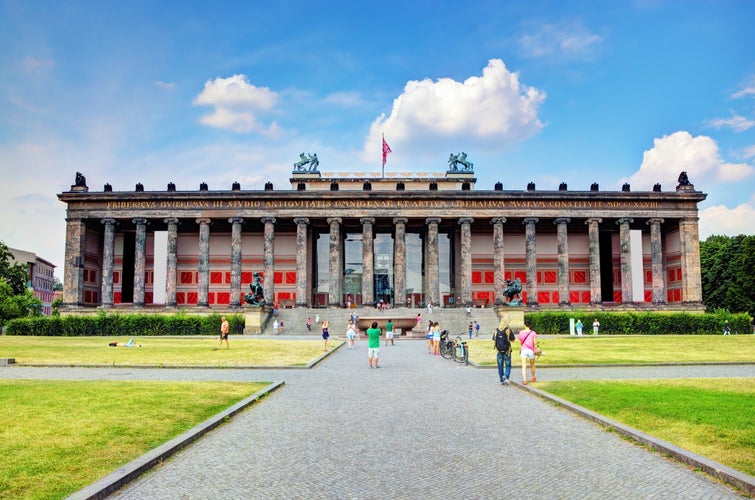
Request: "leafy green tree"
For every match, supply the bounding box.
[0,241,29,294]
[53,276,63,292]
[0,280,42,326]
[700,234,755,317]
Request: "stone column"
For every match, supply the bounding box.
[679,218,703,304]
[647,218,666,304]
[426,218,441,307]
[586,218,602,304]
[196,218,211,307]
[100,218,116,308]
[361,217,375,305]
[327,217,342,306]
[294,217,310,307]
[618,217,634,303]
[165,218,178,307]
[63,218,86,306]
[555,218,571,306]
[393,218,408,308]
[523,218,539,306]
[229,217,244,307]
[262,217,276,305]
[459,217,474,306]
[491,218,506,305]
[132,218,147,307]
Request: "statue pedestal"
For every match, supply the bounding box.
[495,307,525,330]
[244,307,267,334]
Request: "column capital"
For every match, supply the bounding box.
[229,217,244,224]
[100,218,116,225]
[554,217,571,225]
[293,217,310,225]
[616,217,633,225]
[585,217,602,225]
[132,217,147,225]
[327,217,342,225]
[425,217,441,225]
[196,217,211,225]
[491,217,507,225]
[393,217,408,225]
[164,217,179,225]
[261,217,276,225]
[360,217,375,225]
[522,217,539,225]
[646,218,664,226]
[458,217,474,225]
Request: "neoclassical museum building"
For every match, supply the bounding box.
[58,165,706,312]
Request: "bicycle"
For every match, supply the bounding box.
[440,330,454,359]
[452,334,469,365]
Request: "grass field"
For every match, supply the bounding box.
[0,336,341,367]
[467,334,755,366]
[539,378,755,477]
[0,379,268,500]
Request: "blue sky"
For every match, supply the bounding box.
[1,0,753,279]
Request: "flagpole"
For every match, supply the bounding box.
[381,134,385,178]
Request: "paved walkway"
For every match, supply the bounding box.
[3,340,753,499]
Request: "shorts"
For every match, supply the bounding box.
[219,333,228,340]
[368,347,380,358]
[521,347,536,359]
[386,331,394,339]
[347,332,356,339]
[322,331,329,339]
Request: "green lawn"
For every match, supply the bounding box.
[0,336,340,367]
[468,335,755,366]
[0,379,268,500]
[538,378,755,477]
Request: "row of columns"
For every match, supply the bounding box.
[85,215,698,309]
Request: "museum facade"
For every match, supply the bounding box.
[58,168,706,312]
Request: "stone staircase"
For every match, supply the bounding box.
[257,305,501,339]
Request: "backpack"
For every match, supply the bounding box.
[494,327,513,354]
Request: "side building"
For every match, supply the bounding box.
[9,247,57,315]
[57,169,706,313]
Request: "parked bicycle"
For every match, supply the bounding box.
[440,330,454,359]
[453,334,469,365]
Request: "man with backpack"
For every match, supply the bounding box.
[493,320,516,385]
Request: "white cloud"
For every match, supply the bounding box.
[363,59,545,161]
[732,76,755,99]
[193,74,281,135]
[626,131,754,190]
[517,22,604,60]
[741,145,755,160]
[155,80,176,90]
[706,112,755,132]
[700,203,755,238]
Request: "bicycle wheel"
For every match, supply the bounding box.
[454,342,469,365]
[440,340,454,359]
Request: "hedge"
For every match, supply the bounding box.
[4,312,245,337]
[523,310,752,335]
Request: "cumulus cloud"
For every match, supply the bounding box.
[625,131,754,190]
[706,112,754,132]
[193,74,281,135]
[363,59,545,161]
[517,22,603,61]
[699,202,755,238]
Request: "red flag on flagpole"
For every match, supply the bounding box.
[382,134,392,167]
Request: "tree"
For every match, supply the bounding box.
[700,234,755,318]
[0,241,29,294]
[53,276,63,292]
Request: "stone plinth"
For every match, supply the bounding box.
[495,307,525,330]
[0,358,15,366]
[357,317,417,335]
[244,308,267,334]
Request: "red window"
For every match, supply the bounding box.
[569,291,580,304]
[113,271,120,284]
[176,292,185,304]
[613,290,622,302]
[537,291,551,304]
[572,271,586,284]
[644,290,652,302]
[145,292,153,304]
[210,272,223,284]
[242,271,253,283]
[180,272,194,284]
[286,272,297,285]
[187,292,198,305]
[484,271,494,284]
[274,271,283,284]
[472,271,482,284]
[114,292,122,304]
[225,272,231,284]
[208,293,215,305]
[581,291,591,303]
[217,292,230,304]
[543,271,557,284]
[514,271,526,282]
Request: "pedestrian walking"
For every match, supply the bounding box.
[576,319,583,337]
[468,321,474,339]
[723,320,731,335]
[493,320,516,385]
[474,320,480,338]
[466,305,471,317]
[346,320,356,348]
[518,323,538,385]
[385,319,395,346]
[427,303,433,314]
[279,320,284,334]
[321,319,330,351]
[315,313,320,324]
[432,321,441,355]
[217,316,230,349]
[593,318,600,335]
[306,317,312,332]
[366,321,381,368]
[273,319,279,335]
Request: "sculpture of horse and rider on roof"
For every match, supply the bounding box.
[293,153,320,172]
[448,152,474,172]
